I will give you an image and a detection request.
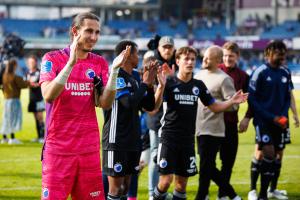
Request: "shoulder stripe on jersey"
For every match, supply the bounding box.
[280,66,290,75]
[251,64,267,82]
[249,64,267,91]
[208,98,215,105]
[109,101,118,143]
[116,89,130,99]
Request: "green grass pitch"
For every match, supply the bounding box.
[0,89,299,200]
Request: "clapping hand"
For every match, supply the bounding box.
[162,63,175,77]
[143,60,158,87]
[69,34,81,66]
[111,45,131,70]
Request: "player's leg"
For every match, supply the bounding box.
[102,150,128,200]
[124,151,141,200]
[172,145,196,200]
[173,175,188,200]
[153,174,173,200]
[153,143,175,200]
[219,123,238,198]
[268,128,288,200]
[256,125,276,200]
[248,145,263,200]
[41,152,77,200]
[248,127,264,200]
[71,151,105,200]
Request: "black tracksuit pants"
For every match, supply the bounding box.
[195,135,237,200]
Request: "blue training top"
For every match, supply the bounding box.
[248,63,293,127]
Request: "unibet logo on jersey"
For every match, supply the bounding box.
[65,82,93,96]
[174,94,198,105]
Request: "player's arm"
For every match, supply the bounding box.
[146,64,166,115]
[97,46,131,110]
[197,80,247,113]
[118,61,157,111]
[239,107,253,133]
[140,60,160,111]
[290,90,299,127]
[41,35,80,102]
[239,73,252,133]
[208,90,248,113]
[41,59,76,102]
[147,84,164,116]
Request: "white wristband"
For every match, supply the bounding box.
[106,67,119,91]
[54,63,73,85]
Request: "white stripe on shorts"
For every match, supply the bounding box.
[109,101,118,143]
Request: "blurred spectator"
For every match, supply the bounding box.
[0,58,29,144]
[26,54,45,143]
[169,16,178,28]
[42,26,57,38]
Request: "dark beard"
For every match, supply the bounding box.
[83,48,92,53]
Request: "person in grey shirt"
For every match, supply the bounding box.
[194,45,241,200]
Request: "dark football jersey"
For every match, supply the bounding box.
[160,76,215,146]
[102,68,155,151]
[27,70,43,102]
[249,64,292,127]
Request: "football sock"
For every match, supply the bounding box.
[270,159,281,192]
[250,157,261,190]
[108,193,121,200]
[153,186,167,200]
[172,190,186,200]
[259,157,274,198]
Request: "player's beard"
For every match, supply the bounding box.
[274,58,285,67]
[82,48,92,53]
[78,41,93,53]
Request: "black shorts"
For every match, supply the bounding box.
[28,100,45,112]
[102,150,140,177]
[255,124,285,151]
[157,142,197,177]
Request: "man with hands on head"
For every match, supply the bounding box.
[39,12,130,200]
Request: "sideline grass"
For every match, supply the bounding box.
[0,89,299,200]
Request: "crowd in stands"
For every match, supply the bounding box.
[1,12,300,40]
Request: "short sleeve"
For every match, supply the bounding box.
[39,53,58,84]
[99,57,109,86]
[198,80,215,106]
[116,77,130,99]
